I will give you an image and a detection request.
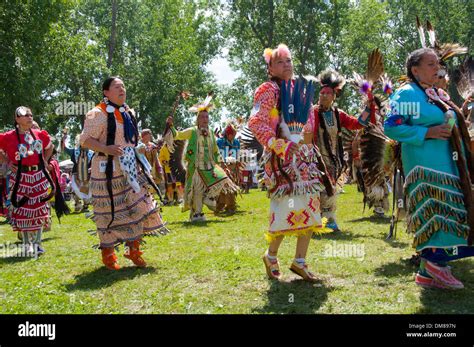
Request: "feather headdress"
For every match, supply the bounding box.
[398,17,468,84]
[189,91,214,113]
[416,16,467,64]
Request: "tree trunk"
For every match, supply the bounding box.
[107,0,118,69]
[267,0,274,47]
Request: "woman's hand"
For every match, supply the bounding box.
[425,124,452,140]
[302,132,313,144]
[106,145,124,156]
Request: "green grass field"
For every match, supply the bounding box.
[1,184,473,314]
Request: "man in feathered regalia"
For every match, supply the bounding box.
[165,94,239,222]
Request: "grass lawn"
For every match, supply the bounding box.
[1,184,473,314]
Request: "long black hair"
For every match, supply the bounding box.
[103,78,119,228]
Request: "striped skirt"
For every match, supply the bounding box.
[89,157,169,249]
[8,169,50,233]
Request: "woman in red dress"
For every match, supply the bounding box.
[0,106,54,256]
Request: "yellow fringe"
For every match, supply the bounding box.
[265,218,333,242]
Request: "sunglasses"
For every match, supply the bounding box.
[16,113,33,118]
[15,108,33,118]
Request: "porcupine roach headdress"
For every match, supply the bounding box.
[318,69,346,98]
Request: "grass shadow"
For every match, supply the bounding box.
[214,210,248,217]
[311,230,372,242]
[166,219,228,228]
[253,278,331,314]
[346,216,392,225]
[383,239,411,249]
[40,236,61,243]
[65,266,157,291]
[373,258,417,278]
[417,259,474,314]
[312,230,353,241]
[0,256,37,264]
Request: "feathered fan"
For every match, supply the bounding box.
[351,48,389,99]
[169,140,186,185]
[239,125,264,162]
[452,56,474,100]
[280,76,315,142]
[351,48,392,215]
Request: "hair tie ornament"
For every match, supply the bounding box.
[24,132,34,145]
[425,88,440,102]
[360,81,372,95]
[18,144,28,158]
[437,88,450,102]
[263,48,273,64]
[103,98,137,145]
[32,140,43,154]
